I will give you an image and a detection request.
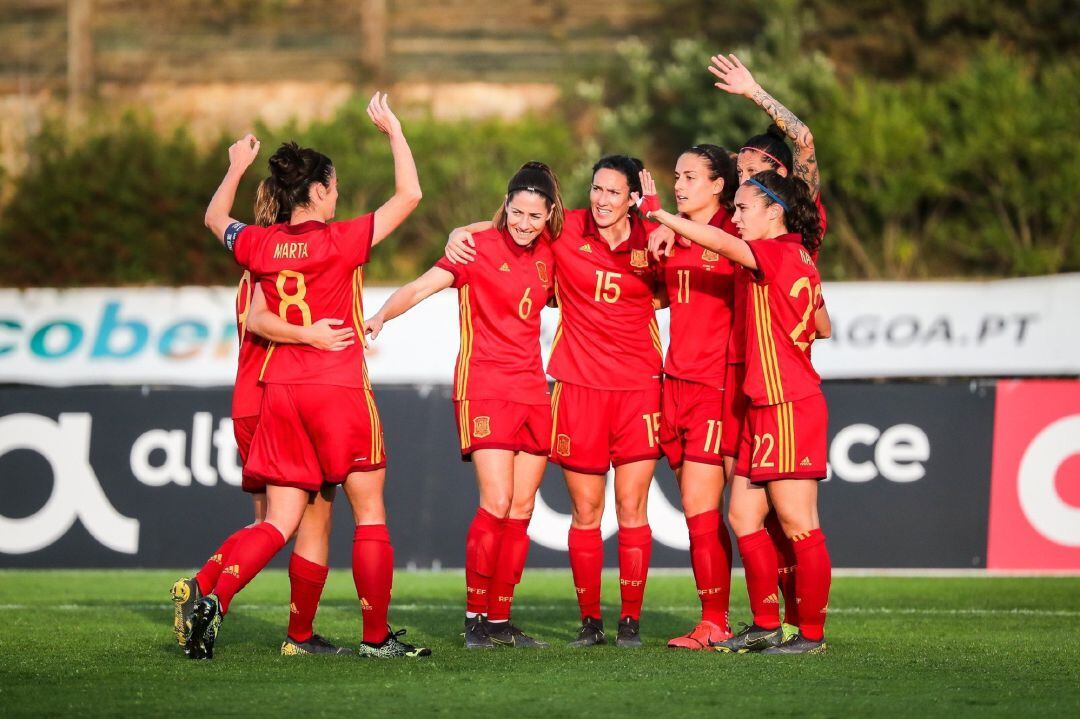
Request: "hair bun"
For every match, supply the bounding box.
[268,142,304,182]
[520,160,551,172]
[766,124,786,140]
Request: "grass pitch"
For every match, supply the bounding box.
[1,569,1077,717]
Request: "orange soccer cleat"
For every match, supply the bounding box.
[667,620,732,650]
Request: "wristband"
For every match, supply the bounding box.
[636,194,661,216]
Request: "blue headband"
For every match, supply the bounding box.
[747,178,788,212]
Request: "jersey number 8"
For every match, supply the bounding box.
[276,270,312,326]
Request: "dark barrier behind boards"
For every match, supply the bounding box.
[0,382,996,568]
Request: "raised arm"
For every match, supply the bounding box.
[247,284,356,350]
[204,134,261,243]
[648,209,756,270]
[709,53,820,198]
[444,221,494,264]
[364,266,456,340]
[368,92,423,246]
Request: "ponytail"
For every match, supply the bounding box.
[253,177,288,227]
[745,170,822,253]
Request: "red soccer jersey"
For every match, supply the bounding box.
[232,270,269,419]
[730,197,827,364]
[547,208,663,390]
[742,233,825,407]
[435,227,555,405]
[663,207,740,388]
[228,215,374,388]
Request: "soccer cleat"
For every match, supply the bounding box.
[667,620,732,650]
[713,622,783,653]
[616,616,643,648]
[483,620,550,649]
[567,617,606,648]
[185,594,222,660]
[463,616,494,650]
[171,576,201,648]
[281,634,353,656]
[356,628,432,659]
[781,622,799,642]
[761,632,827,655]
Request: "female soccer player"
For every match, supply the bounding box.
[654,144,740,649]
[171,181,356,657]
[188,92,429,660]
[446,156,665,648]
[647,171,832,655]
[652,53,830,636]
[364,162,562,649]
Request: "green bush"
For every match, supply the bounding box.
[0,105,580,286]
[582,4,1080,280]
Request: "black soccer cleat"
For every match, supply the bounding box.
[463,616,494,650]
[171,576,201,649]
[483,620,550,649]
[616,616,643,648]
[281,633,353,656]
[567,617,606,648]
[185,594,223,660]
[356,628,432,659]
[713,622,784,653]
[760,632,827,655]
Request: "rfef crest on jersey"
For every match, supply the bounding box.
[630,249,649,268]
[536,261,549,284]
[702,249,721,262]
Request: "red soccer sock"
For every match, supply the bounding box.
[193,527,245,595]
[464,508,505,616]
[487,517,531,622]
[287,553,328,643]
[618,524,652,621]
[567,526,604,620]
[686,510,731,630]
[353,524,394,645]
[736,529,781,630]
[792,529,831,641]
[765,511,799,626]
[213,522,286,614]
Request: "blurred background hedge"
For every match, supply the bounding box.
[0,0,1076,285]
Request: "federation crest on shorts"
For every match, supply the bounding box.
[472,416,492,439]
[556,433,572,456]
[536,260,549,284]
[702,249,720,262]
[630,249,648,268]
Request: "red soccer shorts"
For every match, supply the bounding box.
[454,399,552,459]
[549,381,662,475]
[232,414,266,494]
[245,383,387,492]
[659,377,727,469]
[721,362,749,458]
[735,393,828,483]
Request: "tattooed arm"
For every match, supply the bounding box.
[709,53,820,199]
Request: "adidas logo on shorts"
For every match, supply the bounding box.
[801,457,813,467]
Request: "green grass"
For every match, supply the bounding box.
[1,570,1078,717]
